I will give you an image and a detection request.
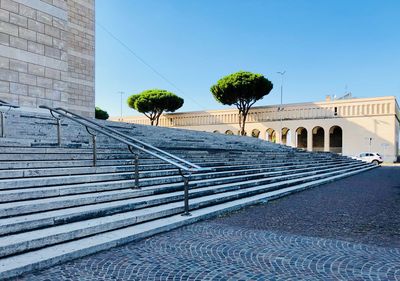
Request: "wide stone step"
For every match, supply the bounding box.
[0,146,132,154]
[0,146,291,157]
[0,164,375,268]
[0,161,365,218]
[0,158,355,199]
[0,147,334,161]
[0,159,351,203]
[0,162,370,236]
[0,152,342,170]
[0,156,235,170]
[0,157,339,179]
[0,158,344,190]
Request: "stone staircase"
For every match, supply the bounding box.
[0,108,376,279]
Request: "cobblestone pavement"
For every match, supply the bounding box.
[17,167,400,281]
[216,166,400,248]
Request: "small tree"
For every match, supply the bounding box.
[95,107,109,120]
[211,71,273,136]
[127,89,184,126]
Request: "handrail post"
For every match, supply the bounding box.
[0,111,4,138]
[183,176,190,216]
[92,134,97,167]
[85,126,97,167]
[179,169,192,216]
[0,101,19,138]
[134,153,139,189]
[56,118,61,147]
[128,146,140,189]
[48,110,62,147]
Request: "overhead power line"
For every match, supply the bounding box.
[95,21,206,110]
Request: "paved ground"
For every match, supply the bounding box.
[16,166,400,281]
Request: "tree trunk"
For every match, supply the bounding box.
[155,111,163,126]
[238,112,242,134]
[240,112,247,136]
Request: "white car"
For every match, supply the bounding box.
[352,152,383,165]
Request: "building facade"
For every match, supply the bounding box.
[113,96,400,162]
[0,0,95,116]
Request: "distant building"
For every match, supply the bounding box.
[112,96,400,162]
[0,0,95,116]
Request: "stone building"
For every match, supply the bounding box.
[112,96,400,162]
[0,0,95,116]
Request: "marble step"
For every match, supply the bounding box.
[0,162,371,236]
[0,159,351,202]
[0,161,365,218]
[0,157,342,179]
[0,152,343,170]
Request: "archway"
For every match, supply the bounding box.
[329,126,343,153]
[312,126,324,152]
[225,130,234,135]
[281,127,291,145]
[296,127,307,149]
[251,129,260,138]
[266,128,276,142]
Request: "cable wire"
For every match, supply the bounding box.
[96,21,206,110]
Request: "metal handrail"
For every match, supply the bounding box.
[0,99,19,138]
[54,107,203,171]
[0,99,19,109]
[39,105,211,216]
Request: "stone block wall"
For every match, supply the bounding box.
[0,0,95,116]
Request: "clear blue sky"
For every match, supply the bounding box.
[95,0,400,117]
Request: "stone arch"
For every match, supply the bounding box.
[266,128,276,142]
[213,130,220,133]
[251,129,260,138]
[329,126,343,153]
[225,130,234,135]
[296,127,307,149]
[281,127,291,146]
[312,126,324,152]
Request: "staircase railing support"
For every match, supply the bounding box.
[179,169,192,216]
[134,154,139,188]
[49,111,62,147]
[0,100,19,138]
[85,127,97,167]
[56,118,61,147]
[0,111,4,138]
[128,145,140,189]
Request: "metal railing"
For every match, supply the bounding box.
[0,99,19,138]
[39,105,212,216]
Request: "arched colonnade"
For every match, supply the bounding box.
[216,126,343,153]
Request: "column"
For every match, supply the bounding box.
[290,129,296,147]
[307,129,312,151]
[261,130,267,140]
[276,129,282,144]
[324,128,330,152]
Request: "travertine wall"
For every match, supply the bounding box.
[0,0,95,116]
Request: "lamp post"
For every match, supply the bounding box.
[118,91,125,120]
[364,137,373,152]
[277,71,286,144]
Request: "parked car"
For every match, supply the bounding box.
[352,152,383,165]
